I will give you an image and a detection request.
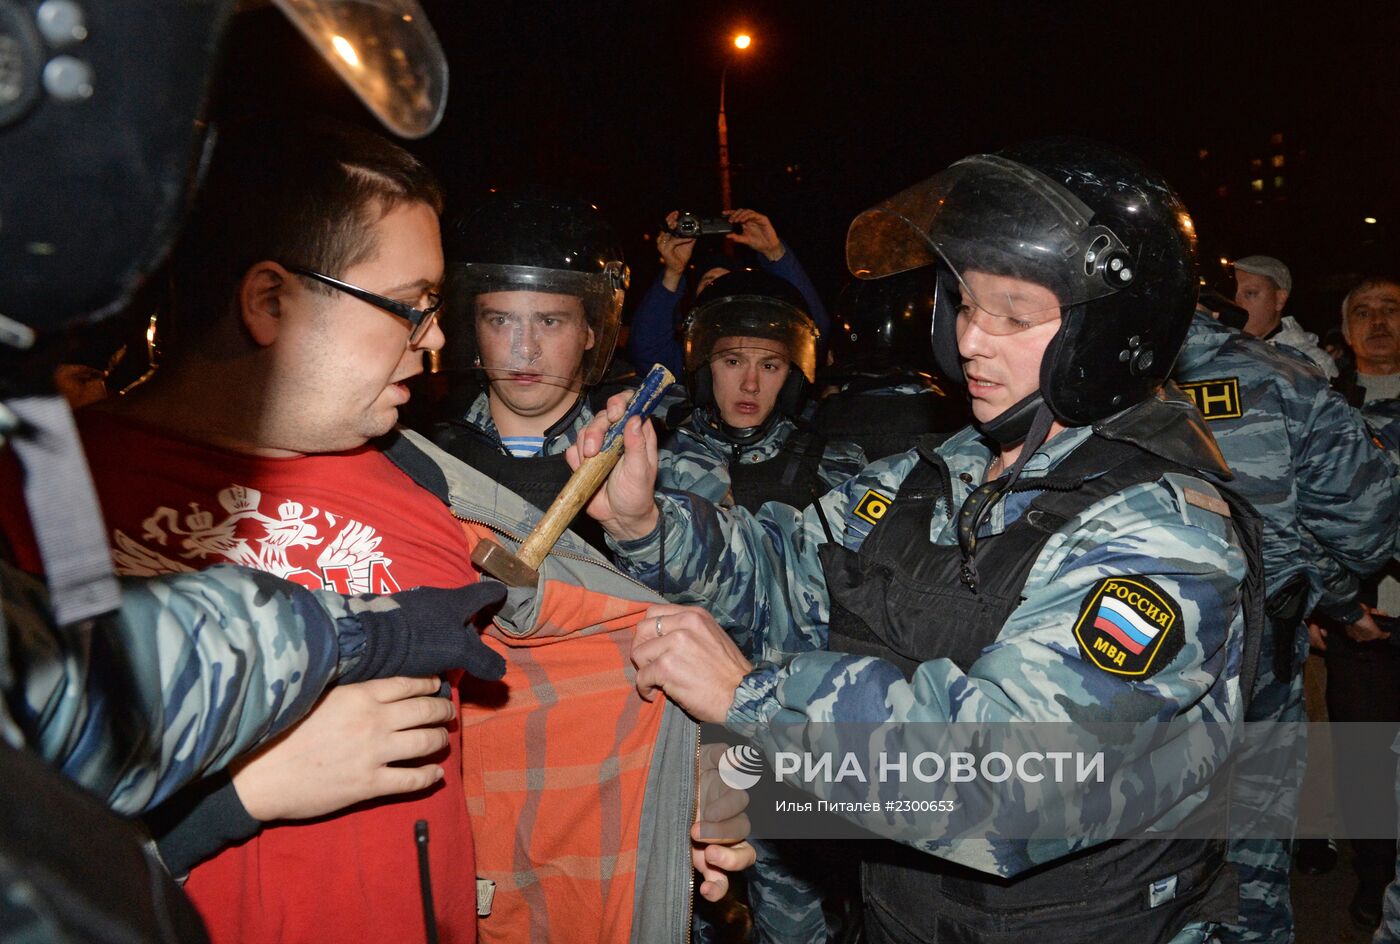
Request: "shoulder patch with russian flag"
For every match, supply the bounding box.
[1073,576,1184,678]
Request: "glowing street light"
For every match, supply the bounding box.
[1364,216,1379,225]
[718,31,754,212]
[330,35,361,68]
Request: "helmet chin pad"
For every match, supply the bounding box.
[977,391,1045,447]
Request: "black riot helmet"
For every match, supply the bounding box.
[440,195,629,386]
[683,269,819,442]
[0,0,448,363]
[846,138,1199,443]
[828,265,940,377]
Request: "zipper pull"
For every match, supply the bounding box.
[415,820,439,944]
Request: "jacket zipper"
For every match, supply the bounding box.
[686,725,699,943]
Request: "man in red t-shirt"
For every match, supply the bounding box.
[69,120,485,944]
[23,117,754,944]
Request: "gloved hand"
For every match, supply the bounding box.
[340,581,508,684]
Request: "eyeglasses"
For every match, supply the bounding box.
[284,264,443,345]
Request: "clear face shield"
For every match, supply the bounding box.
[441,263,625,388]
[846,154,1137,328]
[683,302,819,384]
[272,0,448,139]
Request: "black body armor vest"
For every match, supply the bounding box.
[727,428,829,512]
[819,429,1263,944]
[431,421,608,554]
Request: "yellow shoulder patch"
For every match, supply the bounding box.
[1178,377,1242,421]
[852,489,893,525]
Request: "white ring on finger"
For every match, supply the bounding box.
[655,616,664,637]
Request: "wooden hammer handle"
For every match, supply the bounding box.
[517,440,622,569]
[515,364,675,571]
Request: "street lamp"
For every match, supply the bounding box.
[718,32,753,212]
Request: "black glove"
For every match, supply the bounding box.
[341,581,508,684]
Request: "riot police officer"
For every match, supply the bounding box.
[431,195,634,551]
[574,138,1265,944]
[659,269,866,515]
[1174,301,1400,944]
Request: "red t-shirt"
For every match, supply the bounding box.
[18,410,482,944]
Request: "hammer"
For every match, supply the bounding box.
[470,363,676,586]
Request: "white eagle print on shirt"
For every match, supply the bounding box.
[111,484,402,593]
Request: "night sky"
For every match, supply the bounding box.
[218,0,1400,333]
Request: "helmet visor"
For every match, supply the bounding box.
[441,263,624,386]
[684,299,819,384]
[846,154,1134,320]
[273,0,448,139]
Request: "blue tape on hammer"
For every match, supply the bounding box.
[599,364,675,451]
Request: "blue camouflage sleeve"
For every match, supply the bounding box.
[615,454,921,662]
[1305,531,1366,624]
[1293,387,1400,579]
[816,439,867,491]
[2,561,363,815]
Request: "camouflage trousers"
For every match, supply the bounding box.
[1215,622,1310,944]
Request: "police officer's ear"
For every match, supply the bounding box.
[239,262,293,348]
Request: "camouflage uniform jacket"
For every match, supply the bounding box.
[658,408,867,506]
[613,395,1247,876]
[1363,397,1400,469]
[1174,312,1399,621]
[0,403,384,815]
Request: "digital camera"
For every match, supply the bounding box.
[670,211,738,239]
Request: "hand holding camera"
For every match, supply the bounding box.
[668,210,739,239]
[657,211,700,290]
[724,207,785,262]
[663,207,787,263]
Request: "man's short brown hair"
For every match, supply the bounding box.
[166,117,443,357]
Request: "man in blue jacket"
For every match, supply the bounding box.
[628,208,828,376]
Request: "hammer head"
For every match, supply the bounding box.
[471,537,541,588]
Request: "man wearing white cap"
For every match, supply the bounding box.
[1234,254,1338,378]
